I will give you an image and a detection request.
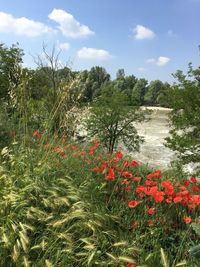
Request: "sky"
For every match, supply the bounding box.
[0,0,199,82]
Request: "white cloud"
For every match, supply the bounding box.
[48,9,94,38]
[77,47,111,60]
[133,25,155,40]
[157,56,170,66]
[147,56,170,66]
[58,42,70,50]
[0,11,52,37]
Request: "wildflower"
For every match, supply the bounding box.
[54,147,63,153]
[190,177,197,183]
[80,151,85,156]
[45,143,50,149]
[123,160,129,169]
[127,263,135,267]
[128,200,138,208]
[173,196,182,203]
[122,171,133,178]
[148,207,155,215]
[32,130,42,138]
[106,168,115,181]
[184,216,192,224]
[65,144,71,149]
[192,186,199,192]
[113,157,119,162]
[197,218,200,224]
[116,151,123,158]
[89,148,95,154]
[183,180,190,186]
[131,160,138,167]
[147,219,153,226]
[122,179,130,185]
[133,177,141,182]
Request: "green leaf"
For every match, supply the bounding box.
[191,222,200,235]
[160,248,169,267]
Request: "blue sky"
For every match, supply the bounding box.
[0,0,199,82]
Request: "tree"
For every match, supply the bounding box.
[86,83,147,154]
[131,78,148,106]
[144,80,165,106]
[165,64,200,173]
[81,66,110,102]
[0,43,24,103]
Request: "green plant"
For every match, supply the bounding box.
[86,84,148,154]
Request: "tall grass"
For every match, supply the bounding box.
[0,133,200,266]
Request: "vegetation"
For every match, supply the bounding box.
[86,84,147,153]
[165,64,200,174]
[0,42,200,267]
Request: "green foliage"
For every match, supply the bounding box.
[131,78,148,106]
[144,80,165,106]
[0,136,199,266]
[0,43,24,102]
[165,64,200,174]
[86,84,147,153]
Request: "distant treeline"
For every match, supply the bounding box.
[0,43,171,108]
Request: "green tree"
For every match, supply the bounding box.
[82,66,110,102]
[144,80,165,106]
[165,64,200,173]
[131,78,148,106]
[86,83,146,153]
[0,43,24,103]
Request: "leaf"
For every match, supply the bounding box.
[106,252,117,261]
[87,251,96,266]
[191,222,200,235]
[189,244,200,259]
[175,260,187,266]
[118,256,135,263]
[160,248,169,267]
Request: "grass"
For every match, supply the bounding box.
[0,132,200,266]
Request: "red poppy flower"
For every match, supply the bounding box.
[106,168,115,181]
[183,180,190,186]
[192,185,199,192]
[123,160,129,169]
[128,200,138,208]
[54,147,63,153]
[190,177,197,183]
[131,160,138,167]
[133,177,141,182]
[89,148,95,154]
[122,179,130,185]
[147,219,153,226]
[127,263,135,267]
[113,157,119,162]
[148,207,155,215]
[184,216,192,224]
[173,196,182,203]
[116,151,123,158]
[65,144,71,149]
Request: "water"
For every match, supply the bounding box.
[125,107,175,170]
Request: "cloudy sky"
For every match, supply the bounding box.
[0,0,199,82]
